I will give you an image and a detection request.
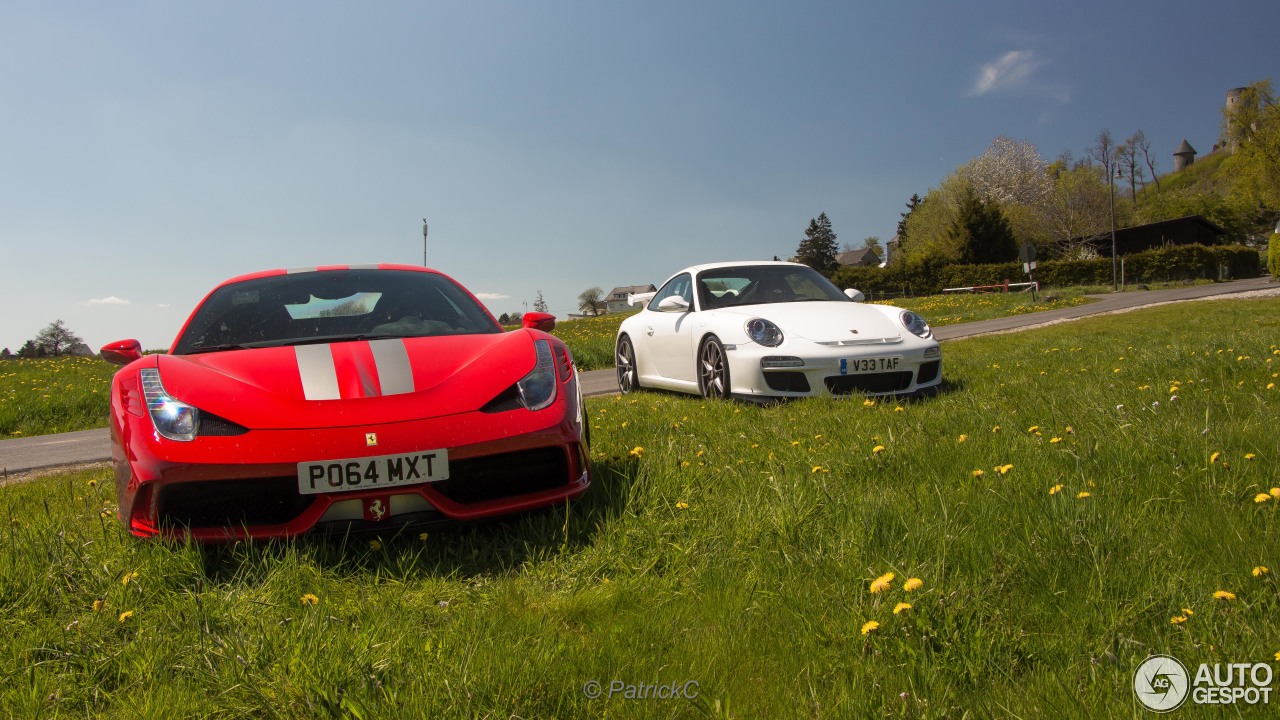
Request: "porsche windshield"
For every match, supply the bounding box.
[173,269,502,355]
[697,265,849,310]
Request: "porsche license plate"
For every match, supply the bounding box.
[841,356,902,374]
[297,449,449,495]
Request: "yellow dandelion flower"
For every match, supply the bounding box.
[118,610,133,623]
[419,532,429,541]
[629,446,644,457]
[957,434,968,443]
[1077,491,1091,499]
[1049,437,1062,444]
[620,421,628,428]
[121,572,138,586]
[369,539,383,551]
[872,445,885,454]
[1182,608,1194,616]
[996,464,1014,474]
[1065,425,1074,434]
[1212,590,1236,601]
[991,425,1001,433]
[1253,566,1269,577]
[863,399,876,407]
[1170,615,1187,624]
[860,620,880,635]
[301,593,319,606]
[894,406,904,413]
[791,441,801,447]
[1276,651,1280,661]
[893,602,912,615]
[903,577,923,592]
[92,599,105,612]
[1255,493,1273,503]
[1049,484,1063,495]
[1272,488,1280,498]
[1210,451,1221,464]
[675,501,689,510]
[869,572,894,594]
[87,479,97,487]
[1245,453,1257,460]
[680,460,690,467]
[972,469,985,477]
[810,466,825,474]
[1027,425,1039,433]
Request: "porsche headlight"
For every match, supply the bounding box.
[745,318,784,347]
[517,339,558,411]
[900,310,932,338]
[140,368,197,441]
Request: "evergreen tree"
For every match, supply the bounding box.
[795,212,839,276]
[532,291,549,313]
[950,186,1017,265]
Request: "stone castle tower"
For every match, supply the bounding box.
[1175,87,1248,171]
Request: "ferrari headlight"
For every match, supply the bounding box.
[900,310,931,338]
[140,368,197,441]
[517,339,558,411]
[745,318,784,347]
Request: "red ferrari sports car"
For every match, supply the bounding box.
[100,264,590,541]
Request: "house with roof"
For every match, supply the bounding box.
[835,247,882,268]
[605,284,657,313]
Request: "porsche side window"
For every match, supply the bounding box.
[647,273,692,311]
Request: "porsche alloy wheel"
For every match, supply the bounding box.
[698,336,731,399]
[616,335,640,394]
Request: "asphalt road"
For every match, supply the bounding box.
[3,276,1274,477]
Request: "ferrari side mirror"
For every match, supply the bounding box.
[101,339,143,366]
[521,312,556,333]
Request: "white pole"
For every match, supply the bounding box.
[422,219,429,266]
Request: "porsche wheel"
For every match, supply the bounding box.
[698,336,731,400]
[616,335,640,394]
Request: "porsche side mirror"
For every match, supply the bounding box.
[657,296,690,312]
[101,339,143,366]
[521,311,556,333]
[844,288,865,302]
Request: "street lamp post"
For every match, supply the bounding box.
[1108,161,1119,291]
[422,219,429,266]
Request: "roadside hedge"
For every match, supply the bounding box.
[830,244,1261,297]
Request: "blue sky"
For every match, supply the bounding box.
[1,1,1275,351]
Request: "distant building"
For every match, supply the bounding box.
[605,284,657,313]
[835,247,882,268]
[1081,215,1226,257]
[1173,139,1197,172]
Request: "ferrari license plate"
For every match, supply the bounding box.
[841,356,902,374]
[297,449,449,495]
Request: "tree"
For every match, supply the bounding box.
[962,136,1052,208]
[1088,129,1115,170]
[897,194,923,244]
[497,312,511,324]
[862,236,883,257]
[795,212,839,276]
[1116,137,1144,205]
[0,348,11,360]
[34,319,83,357]
[1222,79,1280,208]
[18,339,41,358]
[1133,130,1159,192]
[950,186,1016,265]
[577,287,605,316]
[532,291,549,314]
[1036,161,1113,259]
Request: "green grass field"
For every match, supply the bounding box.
[2,296,1278,718]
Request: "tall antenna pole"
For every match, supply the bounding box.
[422,218,429,266]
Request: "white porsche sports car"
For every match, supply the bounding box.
[614,261,942,400]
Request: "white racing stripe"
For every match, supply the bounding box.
[370,339,415,396]
[296,345,341,400]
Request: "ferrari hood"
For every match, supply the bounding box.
[715,302,905,344]
[153,332,540,429]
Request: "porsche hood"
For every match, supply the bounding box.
[151,331,543,430]
[714,302,906,344]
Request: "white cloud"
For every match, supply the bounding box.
[157,303,171,309]
[87,296,131,305]
[474,292,510,300]
[970,50,1044,96]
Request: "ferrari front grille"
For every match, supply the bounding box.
[431,447,569,504]
[825,371,914,395]
[157,476,313,529]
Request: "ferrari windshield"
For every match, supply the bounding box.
[697,265,850,310]
[172,269,502,355]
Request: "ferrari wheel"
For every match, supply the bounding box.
[698,336,731,400]
[616,335,640,394]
